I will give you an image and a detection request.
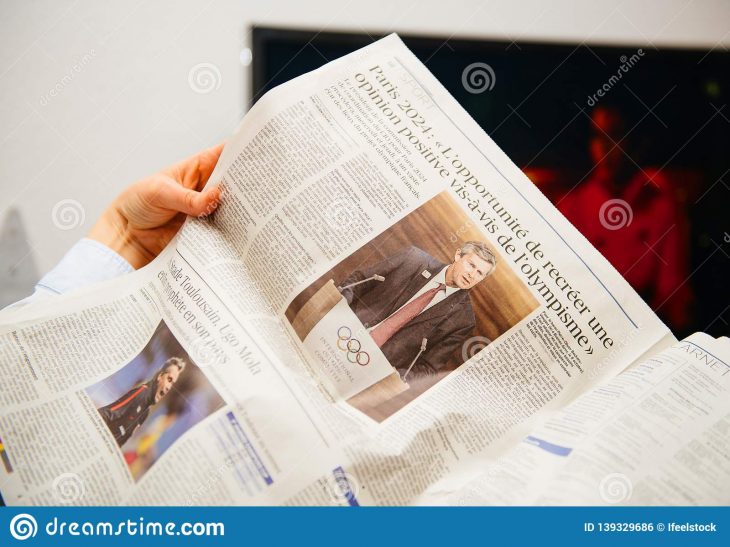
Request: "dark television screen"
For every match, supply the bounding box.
[251,27,729,337]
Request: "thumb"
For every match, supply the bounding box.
[152,177,221,217]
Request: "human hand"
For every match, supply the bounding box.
[88,143,225,269]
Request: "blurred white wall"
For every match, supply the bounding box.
[1,0,728,292]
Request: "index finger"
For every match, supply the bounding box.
[166,142,226,191]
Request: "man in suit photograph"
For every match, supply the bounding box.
[339,241,496,377]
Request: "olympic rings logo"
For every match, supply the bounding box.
[336,326,370,366]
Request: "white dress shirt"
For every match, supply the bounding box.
[4,238,134,311]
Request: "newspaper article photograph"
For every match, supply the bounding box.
[285,191,539,421]
[86,320,225,481]
[1,13,728,527]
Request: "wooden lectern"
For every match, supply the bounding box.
[291,280,409,415]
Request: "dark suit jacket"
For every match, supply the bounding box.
[341,246,476,375]
[97,381,156,447]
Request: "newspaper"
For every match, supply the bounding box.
[0,34,727,506]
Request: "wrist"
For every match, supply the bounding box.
[87,207,149,269]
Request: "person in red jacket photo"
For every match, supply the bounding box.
[97,357,187,448]
[556,105,693,331]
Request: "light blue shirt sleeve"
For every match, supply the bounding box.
[6,238,134,311]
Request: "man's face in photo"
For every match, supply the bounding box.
[154,365,181,403]
[449,251,493,290]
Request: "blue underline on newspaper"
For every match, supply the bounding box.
[525,436,573,456]
[332,467,360,506]
[227,412,273,485]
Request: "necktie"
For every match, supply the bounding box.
[370,283,446,347]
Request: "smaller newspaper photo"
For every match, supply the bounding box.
[0,34,727,507]
[87,320,225,482]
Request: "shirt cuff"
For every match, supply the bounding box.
[36,238,134,295]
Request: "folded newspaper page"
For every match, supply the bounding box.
[0,34,726,506]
